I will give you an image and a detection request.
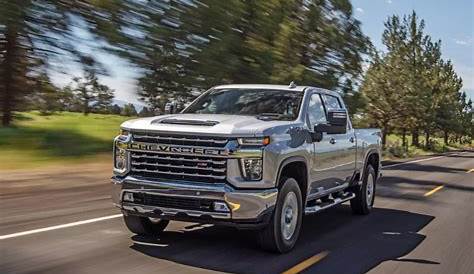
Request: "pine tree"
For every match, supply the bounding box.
[0,1,104,126]
[138,106,153,117]
[34,74,62,115]
[360,52,408,147]
[93,84,114,114]
[121,103,138,117]
[72,72,97,116]
[109,104,122,115]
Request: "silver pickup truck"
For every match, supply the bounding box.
[111,84,382,253]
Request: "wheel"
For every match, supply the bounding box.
[123,214,169,235]
[258,177,303,253]
[350,165,376,215]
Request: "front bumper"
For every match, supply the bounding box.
[111,176,278,228]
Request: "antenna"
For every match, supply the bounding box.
[288,81,297,89]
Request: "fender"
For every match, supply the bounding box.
[276,156,309,187]
[360,148,381,182]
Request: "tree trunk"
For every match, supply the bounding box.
[425,131,430,149]
[444,131,449,145]
[83,92,90,115]
[1,26,17,127]
[402,128,407,148]
[412,130,419,147]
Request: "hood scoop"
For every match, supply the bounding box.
[155,118,219,126]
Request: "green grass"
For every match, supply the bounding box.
[1,112,471,169]
[0,111,133,169]
[383,134,472,159]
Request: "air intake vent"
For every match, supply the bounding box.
[157,119,219,126]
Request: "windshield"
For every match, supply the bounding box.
[183,88,303,120]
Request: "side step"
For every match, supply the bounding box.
[304,192,355,215]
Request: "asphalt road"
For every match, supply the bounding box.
[1,152,473,274]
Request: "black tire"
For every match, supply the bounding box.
[123,214,169,235]
[350,165,376,215]
[258,177,303,253]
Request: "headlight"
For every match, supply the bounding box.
[237,137,270,146]
[120,129,129,136]
[114,141,128,174]
[240,158,263,181]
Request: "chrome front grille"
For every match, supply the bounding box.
[129,132,229,183]
[132,132,228,148]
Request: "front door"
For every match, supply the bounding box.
[320,94,357,185]
[307,93,341,193]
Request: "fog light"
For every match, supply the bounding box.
[123,192,134,202]
[240,158,263,180]
[213,202,230,212]
[116,156,125,170]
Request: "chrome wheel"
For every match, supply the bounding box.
[366,173,374,207]
[281,191,298,241]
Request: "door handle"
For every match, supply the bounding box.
[329,138,336,144]
[349,137,355,143]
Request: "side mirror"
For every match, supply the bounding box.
[312,109,347,141]
[327,109,348,127]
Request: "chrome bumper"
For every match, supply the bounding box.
[111,176,278,223]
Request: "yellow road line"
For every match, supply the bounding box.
[424,185,444,197]
[466,169,474,173]
[282,251,329,274]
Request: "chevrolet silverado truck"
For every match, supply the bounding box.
[111,84,382,253]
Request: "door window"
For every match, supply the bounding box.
[308,94,327,125]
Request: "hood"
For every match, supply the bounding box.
[121,114,298,136]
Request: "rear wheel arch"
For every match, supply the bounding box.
[362,150,380,179]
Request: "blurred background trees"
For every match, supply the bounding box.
[0,1,472,148]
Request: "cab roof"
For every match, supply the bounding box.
[213,84,340,97]
[213,84,308,92]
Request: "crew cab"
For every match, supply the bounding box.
[111,84,382,253]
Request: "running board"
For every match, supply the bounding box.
[304,193,355,215]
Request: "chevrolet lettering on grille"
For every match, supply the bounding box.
[128,142,228,156]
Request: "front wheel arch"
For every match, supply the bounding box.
[276,157,308,202]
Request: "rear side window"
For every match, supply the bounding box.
[321,94,342,111]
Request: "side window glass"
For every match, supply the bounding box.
[308,94,327,125]
[321,94,341,111]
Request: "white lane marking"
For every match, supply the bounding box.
[383,155,449,168]
[132,240,169,247]
[0,214,123,240]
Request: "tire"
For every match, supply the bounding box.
[350,165,376,215]
[258,177,303,253]
[123,214,169,236]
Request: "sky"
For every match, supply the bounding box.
[352,0,474,99]
[51,0,474,105]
